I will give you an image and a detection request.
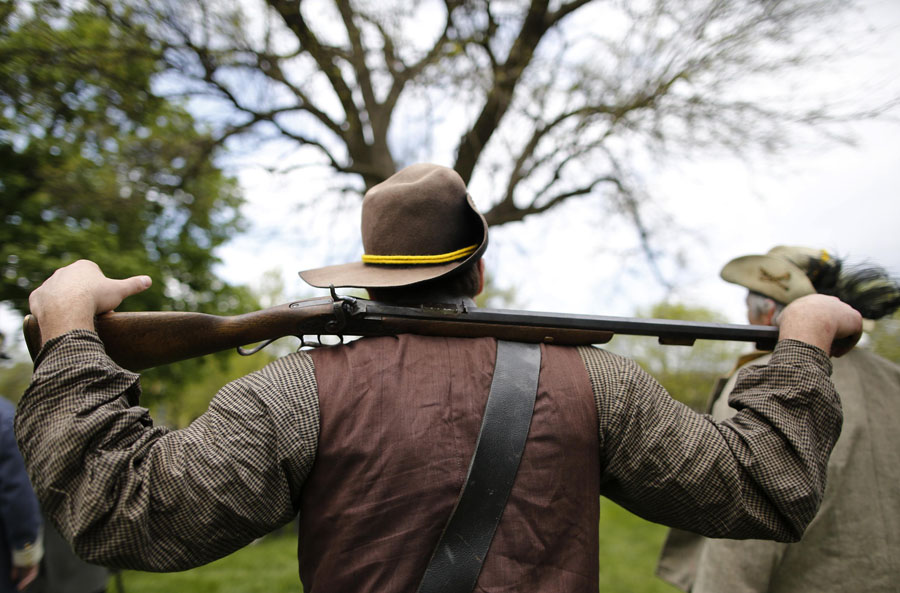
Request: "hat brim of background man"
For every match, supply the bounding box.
[299,164,489,289]
[720,252,817,304]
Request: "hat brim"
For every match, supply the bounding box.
[299,194,488,290]
[720,254,816,304]
[300,257,476,289]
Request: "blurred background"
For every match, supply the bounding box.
[2,0,899,591]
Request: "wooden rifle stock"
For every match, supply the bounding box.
[23,295,780,371]
[22,297,337,371]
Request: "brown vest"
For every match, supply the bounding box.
[301,335,599,592]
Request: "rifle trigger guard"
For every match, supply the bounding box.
[316,334,344,346]
[237,338,276,356]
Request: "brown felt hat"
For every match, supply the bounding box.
[720,245,832,304]
[300,163,489,289]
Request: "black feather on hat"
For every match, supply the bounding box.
[722,245,900,320]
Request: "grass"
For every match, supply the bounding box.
[596,498,680,593]
[115,534,300,593]
[115,499,680,592]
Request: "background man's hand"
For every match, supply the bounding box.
[10,563,39,591]
[28,260,152,345]
[777,294,863,357]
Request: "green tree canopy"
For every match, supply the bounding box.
[868,311,900,365]
[0,1,261,401]
[0,1,252,317]
[610,302,746,411]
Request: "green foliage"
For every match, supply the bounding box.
[598,499,680,592]
[0,359,33,403]
[0,1,251,317]
[117,530,302,593]
[868,310,900,365]
[0,1,260,402]
[610,302,746,411]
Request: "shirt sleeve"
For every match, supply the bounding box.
[14,330,319,571]
[579,339,840,542]
[0,399,43,567]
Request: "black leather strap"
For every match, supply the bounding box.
[417,340,542,593]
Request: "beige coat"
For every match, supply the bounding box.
[657,347,900,592]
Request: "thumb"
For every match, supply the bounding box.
[96,275,152,314]
[112,274,152,301]
[121,274,153,296]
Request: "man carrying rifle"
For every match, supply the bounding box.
[17,164,862,592]
[657,246,900,593]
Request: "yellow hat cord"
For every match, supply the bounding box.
[362,244,478,265]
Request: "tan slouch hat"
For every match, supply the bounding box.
[720,245,832,304]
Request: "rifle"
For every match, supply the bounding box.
[22,293,779,372]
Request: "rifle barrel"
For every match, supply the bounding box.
[352,300,779,349]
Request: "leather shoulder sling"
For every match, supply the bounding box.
[417,340,542,593]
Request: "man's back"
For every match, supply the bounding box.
[300,335,600,592]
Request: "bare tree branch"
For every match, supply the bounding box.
[454,0,553,183]
[266,0,369,167]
